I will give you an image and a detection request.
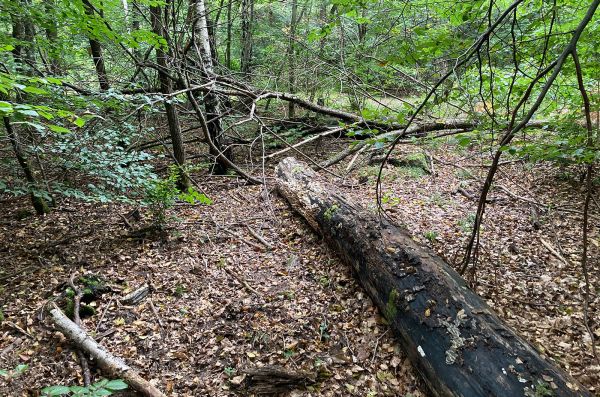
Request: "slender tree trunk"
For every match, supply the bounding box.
[8,5,52,214]
[11,1,36,73]
[121,0,130,32]
[310,0,328,102]
[83,0,110,91]
[287,0,298,118]
[225,0,232,69]
[357,9,367,43]
[240,0,253,77]
[43,1,62,74]
[207,17,218,64]
[192,0,229,175]
[130,1,144,65]
[150,5,189,190]
[3,117,50,215]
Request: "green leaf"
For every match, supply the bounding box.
[73,117,86,128]
[0,369,8,377]
[22,121,46,132]
[38,110,55,120]
[46,77,63,85]
[457,135,471,147]
[22,86,48,95]
[93,378,109,388]
[68,385,87,393]
[16,109,39,117]
[41,385,71,396]
[0,101,12,114]
[14,364,28,374]
[105,379,128,390]
[48,124,72,134]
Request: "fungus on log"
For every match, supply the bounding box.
[275,157,589,397]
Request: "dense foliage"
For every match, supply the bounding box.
[0,0,597,218]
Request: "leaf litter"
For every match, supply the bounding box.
[0,137,598,396]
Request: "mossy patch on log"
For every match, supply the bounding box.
[385,288,400,319]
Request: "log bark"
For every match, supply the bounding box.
[275,157,590,397]
[49,303,166,397]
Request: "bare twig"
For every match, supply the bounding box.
[223,267,260,296]
[246,226,273,250]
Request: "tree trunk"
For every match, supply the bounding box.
[150,5,189,190]
[275,157,591,397]
[83,0,110,91]
[8,6,51,214]
[225,0,232,69]
[192,0,229,175]
[240,0,253,77]
[43,0,62,74]
[11,0,36,73]
[287,0,298,118]
[3,117,50,215]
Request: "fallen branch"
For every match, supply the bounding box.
[246,226,273,250]
[121,283,150,305]
[223,267,260,296]
[222,227,265,251]
[242,365,316,395]
[264,126,346,160]
[49,303,167,397]
[540,238,569,265]
[321,121,476,168]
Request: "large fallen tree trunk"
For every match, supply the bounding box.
[275,157,590,397]
[49,303,166,397]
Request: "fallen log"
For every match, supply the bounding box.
[275,157,590,397]
[319,119,550,168]
[49,303,167,397]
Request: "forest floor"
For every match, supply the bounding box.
[0,134,598,396]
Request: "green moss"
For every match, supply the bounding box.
[77,275,110,302]
[398,166,426,179]
[79,305,96,317]
[323,204,339,221]
[79,275,101,288]
[385,288,400,319]
[524,380,554,397]
[404,152,428,169]
[65,299,75,318]
[64,299,96,319]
